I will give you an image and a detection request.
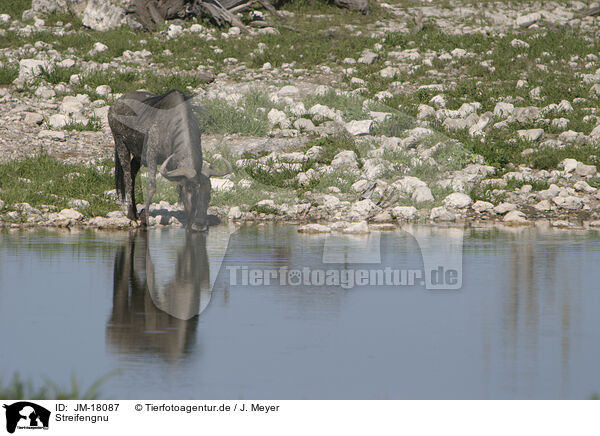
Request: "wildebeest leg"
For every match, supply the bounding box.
[115,138,138,220]
[142,133,159,227]
[142,163,156,227]
[130,157,141,219]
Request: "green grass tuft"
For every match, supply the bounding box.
[303,134,362,165]
[0,372,112,400]
[0,153,119,217]
[0,64,18,85]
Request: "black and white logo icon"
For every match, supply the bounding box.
[2,402,50,434]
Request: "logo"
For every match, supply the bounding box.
[2,402,50,434]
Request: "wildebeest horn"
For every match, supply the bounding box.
[201,157,233,177]
[159,154,174,177]
[159,154,197,180]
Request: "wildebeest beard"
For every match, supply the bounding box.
[108,89,231,231]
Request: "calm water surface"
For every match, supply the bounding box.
[0,224,599,399]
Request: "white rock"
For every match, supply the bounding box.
[494,102,514,118]
[58,208,84,220]
[352,179,369,192]
[417,104,435,120]
[308,104,341,122]
[430,94,446,108]
[82,0,125,32]
[552,117,569,130]
[516,12,541,27]
[350,199,379,219]
[574,180,596,193]
[167,24,183,38]
[358,51,378,64]
[430,206,456,221]
[211,178,235,192]
[69,74,82,85]
[575,162,597,177]
[458,102,480,117]
[552,195,583,210]
[228,206,242,220]
[537,184,561,200]
[517,129,544,141]
[590,124,600,139]
[343,221,369,233]
[468,114,493,136]
[590,83,600,97]
[95,85,111,97]
[256,199,275,208]
[58,59,76,69]
[443,192,473,209]
[267,108,290,128]
[93,106,110,124]
[322,195,341,209]
[331,150,359,170]
[443,118,469,131]
[374,91,393,101]
[557,100,573,112]
[362,159,386,180]
[48,114,68,129]
[296,172,312,187]
[293,118,315,132]
[392,176,427,194]
[513,106,541,123]
[38,130,66,141]
[24,112,44,125]
[391,206,418,220]
[503,210,528,224]
[289,102,306,116]
[534,200,552,211]
[369,111,392,123]
[379,66,400,78]
[60,96,84,115]
[412,186,434,203]
[511,39,530,49]
[305,145,323,161]
[472,200,494,213]
[35,85,55,99]
[560,158,578,173]
[494,202,517,214]
[278,85,299,97]
[298,223,331,233]
[18,59,53,83]
[68,199,90,208]
[0,14,11,24]
[345,119,373,136]
[90,42,108,55]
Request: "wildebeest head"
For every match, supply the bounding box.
[159,155,232,232]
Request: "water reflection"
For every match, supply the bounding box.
[465,225,598,399]
[0,225,598,398]
[106,231,210,362]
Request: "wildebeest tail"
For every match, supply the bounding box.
[115,146,126,201]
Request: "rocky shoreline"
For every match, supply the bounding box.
[3,1,600,230]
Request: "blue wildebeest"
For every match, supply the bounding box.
[108,89,231,231]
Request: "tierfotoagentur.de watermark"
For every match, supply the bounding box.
[226,265,460,289]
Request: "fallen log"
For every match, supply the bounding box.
[332,0,369,15]
[133,0,369,31]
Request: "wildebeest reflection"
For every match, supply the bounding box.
[107,231,211,362]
